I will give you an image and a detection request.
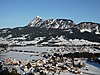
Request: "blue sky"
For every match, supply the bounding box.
[0,0,100,28]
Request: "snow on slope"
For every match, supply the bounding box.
[48,36,100,45]
[0,35,100,46]
[0,38,9,44]
[69,39,100,45]
[80,29,91,33]
[81,61,100,75]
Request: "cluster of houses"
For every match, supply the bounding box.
[0,51,86,75]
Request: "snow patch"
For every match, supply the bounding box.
[80,29,91,33]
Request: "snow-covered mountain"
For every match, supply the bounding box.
[28,16,75,29]
[78,22,100,34]
[28,16,100,33]
[28,16,43,27]
[0,16,100,46]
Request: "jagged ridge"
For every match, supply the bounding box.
[28,16,75,29]
[28,16,100,33]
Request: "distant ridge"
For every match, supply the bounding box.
[0,16,100,46]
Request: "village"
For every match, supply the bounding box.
[0,45,100,75]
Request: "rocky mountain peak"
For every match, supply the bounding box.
[28,16,75,29]
[28,16,43,27]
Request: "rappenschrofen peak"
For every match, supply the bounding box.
[28,16,75,29]
[28,16,43,27]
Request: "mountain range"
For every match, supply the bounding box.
[0,16,100,46]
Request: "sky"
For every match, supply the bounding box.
[0,0,100,28]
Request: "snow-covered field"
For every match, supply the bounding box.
[2,45,100,60]
[8,46,53,52]
[4,46,55,60]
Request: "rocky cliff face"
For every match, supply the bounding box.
[28,16,75,29]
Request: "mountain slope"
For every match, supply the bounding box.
[0,16,100,46]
